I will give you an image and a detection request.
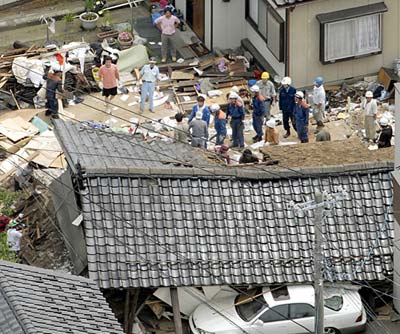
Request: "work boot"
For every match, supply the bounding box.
[283,131,290,138]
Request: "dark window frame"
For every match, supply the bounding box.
[317,2,388,64]
[245,0,285,62]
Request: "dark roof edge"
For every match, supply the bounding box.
[82,161,394,180]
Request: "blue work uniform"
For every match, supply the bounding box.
[251,94,266,141]
[214,111,227,145]
[279,85,296,132]
[294,101,310,143]
[227,101,245,147]
[188,105,211,126]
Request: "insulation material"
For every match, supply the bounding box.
[0,117,38,142]
[117,44,149,73]
[12,57,44,87]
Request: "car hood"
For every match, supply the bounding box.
[191,295,245,332]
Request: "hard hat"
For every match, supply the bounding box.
[281,77,292,86]
[295,91,304,99]
[365,91,373,98]
[314,76,324,85]
[248,79,257,87]
[17,213,24,220]
[266,118,276,129]
[149,56,157,63]
[229,92,239,99]
[250,85,260,93]
[380,117,388,126]
[211,103,220,111]
[195,111,202,119]
[261,72,270,80]
[231,86,239,93]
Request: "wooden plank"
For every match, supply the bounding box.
[0,117,38,142]
[171,71,194,81]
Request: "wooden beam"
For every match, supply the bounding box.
[170,288,183,334]
[124,289,131,333]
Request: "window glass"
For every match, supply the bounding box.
[258,0,267,38]
[235,289,267,322]
[290,304,315,319]
[249,0,259,24]
[267,11,282,60]
[258,304,289,323]
[324,295,343,311]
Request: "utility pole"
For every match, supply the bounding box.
[314,191,324,334]
[292,189,347,334]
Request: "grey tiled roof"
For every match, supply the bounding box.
[80,167,393,288]
[0,261,123,334]
[54,120,218,175]
[54,120,394,289]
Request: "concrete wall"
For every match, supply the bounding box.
[289,0,400,87]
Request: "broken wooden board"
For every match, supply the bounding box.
[32,150,61,168]
[24,130,62,152]
[378,67,399,91]
[0,137,31,154]
[170,71,194,81]
[0,108,43,122]
[0,116,38,142]
[49,154,67,169]
[0,147,36,174]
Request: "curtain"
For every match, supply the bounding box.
[249,0,259,24]
[325,19,354,61]
[356,14,380,54]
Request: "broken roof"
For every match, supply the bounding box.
[0,261,123,334]
[54,120,394,289]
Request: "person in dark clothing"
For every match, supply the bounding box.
[239,149,259,164]
[377,117,392,148]
[45,70,63,117]
[279,76,296,138]
[293,91,310,143]
[250,84,266,143]
[227,92,245,148]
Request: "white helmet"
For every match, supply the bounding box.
[211,103,220,112]
[229,92,239,99]
[365,91,373,98]
[231,86,239,93]
[380,117,388,126]
[281,77,292,86]
[195,111,202,119]
[295,91,304,99]
[250,85,260,93]
[266,118,276,129]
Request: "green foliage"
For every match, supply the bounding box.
[104,10,111,26]
[0,189,20,216]
[63,13,75,23]
[85,0,95,11]
[0,233,17,262]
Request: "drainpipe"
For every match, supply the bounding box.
[285,6,295,77]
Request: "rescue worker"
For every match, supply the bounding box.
[7,220,24,254]
[174,113,189,143]
[139,57,160,114]
[361,91,378,142]
[256,72,276,121]
[279,76,296,138]
[294,91,310,143]
[313,76,326,131]
[264,118,279,145]
[210,104,227,145]
[188,96,211,126]
[377,117,392,148]
[239,149,259,164]
[250,85,266,143]
[189,111,208,148]
[227,92,245,148]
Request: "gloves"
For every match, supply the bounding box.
[98,82,103,90]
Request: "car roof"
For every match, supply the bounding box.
[263,285,315,306]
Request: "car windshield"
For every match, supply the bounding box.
[324,295,343,311]
[235,288,267,322]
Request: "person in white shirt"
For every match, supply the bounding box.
[256,72,276,121]
[139,57,161,114]
[7,220,23,253]
[312,76,326,131]
[361,91,378,142]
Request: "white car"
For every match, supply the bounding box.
[189,285,366,334]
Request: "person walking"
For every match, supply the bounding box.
[294,91,310,143]
[313,76,326,131]
[99,56,119,114]
[174,112,189,143]
[45,70,63,118]
[250,85,266,143]
[189,111,208,148]
[155,7,180,63]
[139,57,160,114]
[279,76,296,138]
[256,72,276,121]
[188,96,211,126]
[210,103,227,145]
[227,92,245,148]
[361,91,378,142]
[377,117,392,148]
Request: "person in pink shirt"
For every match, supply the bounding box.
[155,7,180,63]
[99,56,120,114]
